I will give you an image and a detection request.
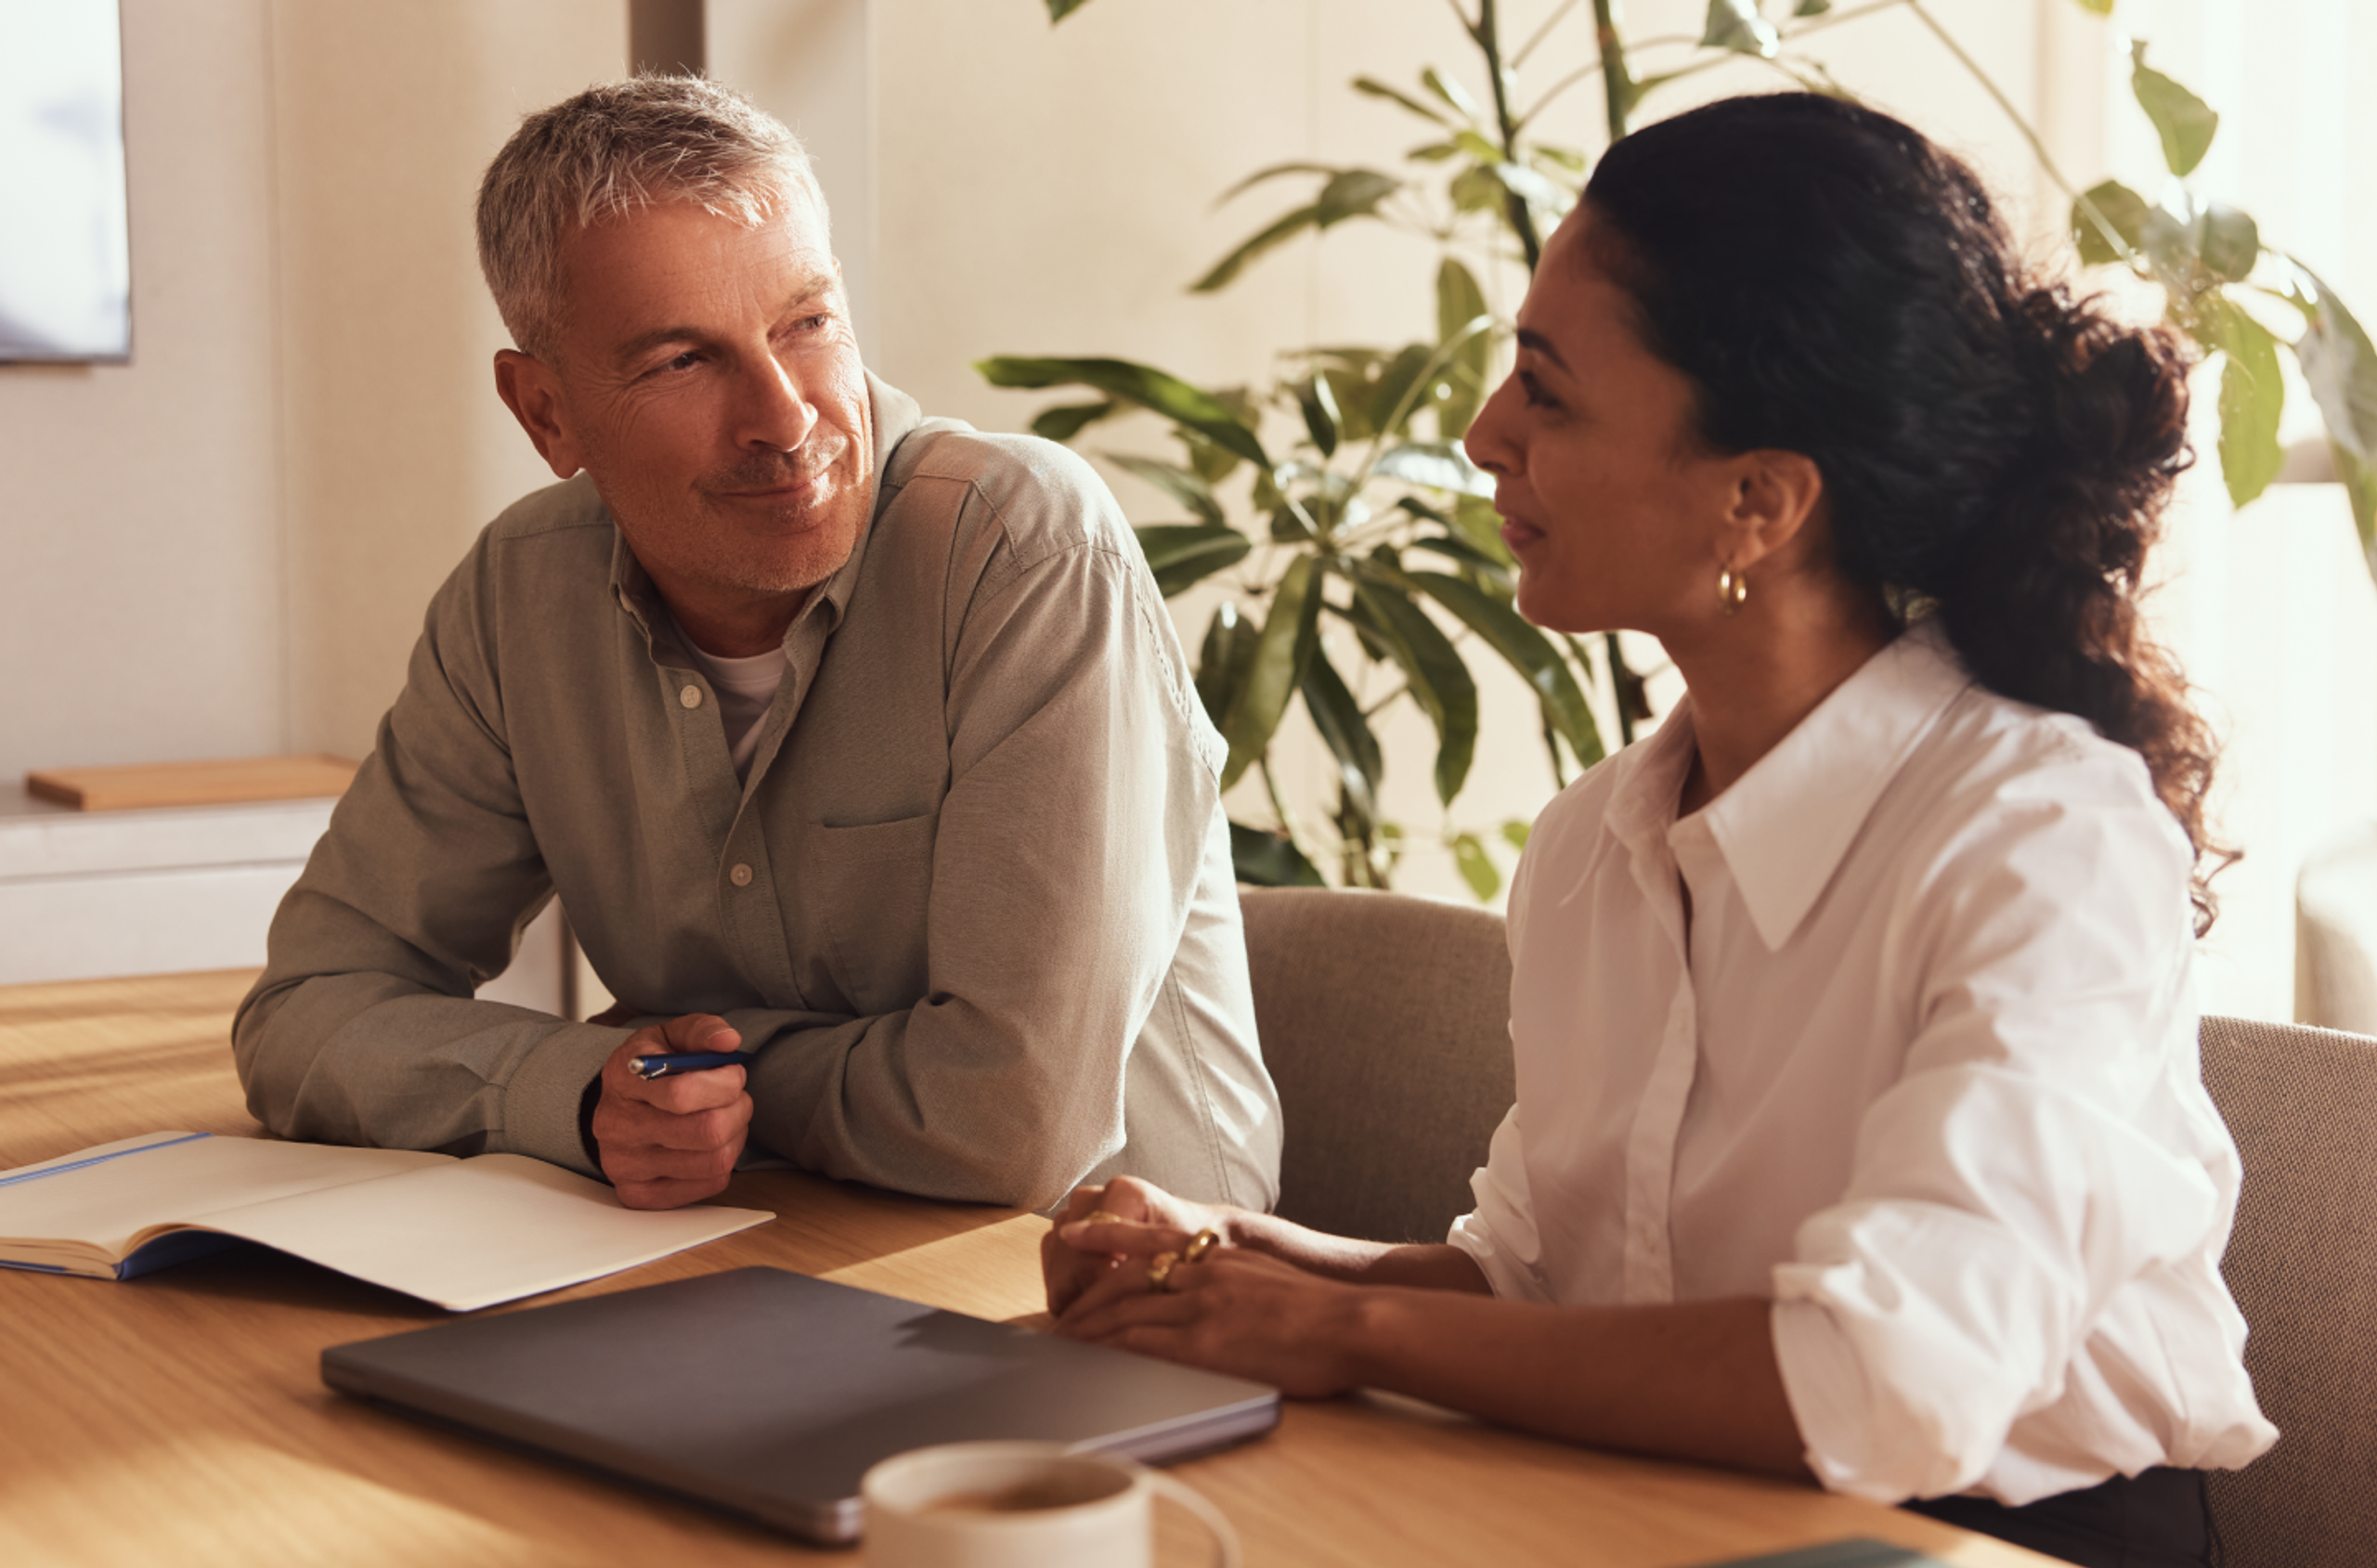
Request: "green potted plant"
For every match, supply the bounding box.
[987,0,2377,898]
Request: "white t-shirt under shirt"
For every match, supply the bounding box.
[678,630,790,782]
[1447,618,2276,1506]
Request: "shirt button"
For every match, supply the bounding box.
[680,684,703,708]
[729,863,753,888]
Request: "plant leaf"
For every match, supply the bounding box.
[1435,258,1492,438]
[1449,163,1506,214]
[976,356,1269,467]
[1451,495,1513,565]
[1195,602,1259,729]
[2291,262,2377,467]
[1349,577,1478,804]
[1216,160,1342,205]
[1103,452,1226,529]
[2131,44,2218,177]
[1301,646,1383,828]
[1449,831,1500,901]
[2334,445,2377,587]
[1493,161,1572,219]
[1230,822,1325,887]
[1189,202,1327,293]
[2071,178,2150,266]
[1405,529,1513,585]
[1046,0,1095,20]
[2197,203,2259,282]
[1316,168,1401,221]
[1353,74,1450,127]
[2071,0,2114,13]
[1219,556,1324,791]
[1030,400,1119,443]
[1421,66,1485,123]
[1375,440,1497,497]
[1500,818,1531,851]
[1702,0,1781,58]
[1298,373,1341,459]
[1364,343,1440,437]
[2206,298,2284,509]
[1409,569,1601,763]
[1452,128,1505,164]
[1190,170,1398,293]
[1794,0,1835,12]
[1134,523,1251,598]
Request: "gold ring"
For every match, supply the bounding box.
[1081,1210,1126,1225]
[1145,1251,1180,1291]
[1182,1227,1221,1265]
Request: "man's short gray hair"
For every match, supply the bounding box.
[476,74,824,362]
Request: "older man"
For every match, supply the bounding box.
[234,76,1280,1214]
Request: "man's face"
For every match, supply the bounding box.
[496,189,873,653]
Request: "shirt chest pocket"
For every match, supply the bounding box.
[804,812,938,1016]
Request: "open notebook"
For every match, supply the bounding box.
[0,1131,772,1310]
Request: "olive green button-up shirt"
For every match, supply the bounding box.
[234,377,1281,1212]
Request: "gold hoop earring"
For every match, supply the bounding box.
[1718,565,1748,616]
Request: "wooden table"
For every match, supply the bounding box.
[0,970,2049,1567]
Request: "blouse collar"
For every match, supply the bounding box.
[1610,618,1976,952]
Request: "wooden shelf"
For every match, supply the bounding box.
[25,754,358,812]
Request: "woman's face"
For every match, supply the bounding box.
[1464,214,1747,638]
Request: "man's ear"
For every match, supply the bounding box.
[1712,448,1825,574]
[494,349,584,480]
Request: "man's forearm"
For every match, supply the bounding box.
[237,960,625,1173]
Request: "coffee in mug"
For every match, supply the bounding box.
[862,1440,1240,1568]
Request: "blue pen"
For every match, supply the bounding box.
[628,1050,749,1081]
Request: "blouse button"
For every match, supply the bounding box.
[680,685,703,708]
[729,863,754,888]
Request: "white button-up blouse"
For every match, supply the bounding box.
[1447,620,2277,1506]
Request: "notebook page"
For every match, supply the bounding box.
[193,1153,773,1310]
[0,1134,448,1257]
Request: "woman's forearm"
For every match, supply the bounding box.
[1221,1212,1492,1292]
[1344,1289,1811,1479]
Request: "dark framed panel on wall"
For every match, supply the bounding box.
[0,0,130,363]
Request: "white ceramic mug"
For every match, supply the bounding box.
[861,1440,1241,1568]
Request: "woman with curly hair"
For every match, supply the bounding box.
[1042,94,2276,1568]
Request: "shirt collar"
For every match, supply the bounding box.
[608,370,928,655]
[1696,617,1974,951]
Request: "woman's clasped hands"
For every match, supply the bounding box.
[1041,1177,1370,1398]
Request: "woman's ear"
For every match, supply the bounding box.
[1713,448,1825,573]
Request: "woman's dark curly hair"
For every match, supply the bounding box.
[1583,93,2228,928]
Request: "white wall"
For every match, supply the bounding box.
[0,0,285,784]
[270,2,629,762]
[0,2,626,793]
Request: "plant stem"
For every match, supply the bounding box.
[1903,2,2142,269]
[1779,0,1911,45]
[1474,0,1544,272]
[1511,0,1581,70]
[1518,36,1698,130]
[1588,0,1636,146]
[1260,758,1302,848]
[1604,631,1636,746]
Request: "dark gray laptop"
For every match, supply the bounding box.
[321,1265,1279,1544]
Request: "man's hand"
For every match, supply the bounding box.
[589,1014,752,1210]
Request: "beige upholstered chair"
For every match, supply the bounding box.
[1238,886,1514,1244]
[2198,1015,2377,1566]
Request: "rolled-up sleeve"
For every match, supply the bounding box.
[1770,776,2224,1502]
[1448,1106,1557,1302]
